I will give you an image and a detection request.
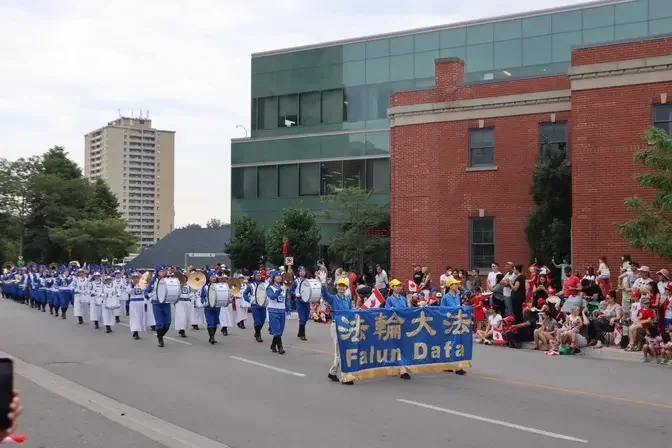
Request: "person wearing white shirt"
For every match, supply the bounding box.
[487,262,500,292]
[374,265,388,296]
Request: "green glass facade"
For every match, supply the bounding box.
[231,0,670,238]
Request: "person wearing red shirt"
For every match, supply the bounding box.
[561,267,581,297]
[628,297,654,350]
[471,289,487,332]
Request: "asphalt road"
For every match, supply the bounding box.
[1,298,671,448]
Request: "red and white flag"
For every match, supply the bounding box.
[361,288,386,309]
[407,281,418,293]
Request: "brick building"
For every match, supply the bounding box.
[388,35,672,278]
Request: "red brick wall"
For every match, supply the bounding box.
[571,82,672,274]
[572,36,672,66]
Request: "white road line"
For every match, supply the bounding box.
[397,399,588,444]
[0,349,230,448]
[230,356,306,377]
[118,323,192,345]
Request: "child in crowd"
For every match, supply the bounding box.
[534,308,559,351]
[642,326,662,363]
[626,296,653,351]
[661,332,672,364]
[471,287,487,332]
[596,256,611,297]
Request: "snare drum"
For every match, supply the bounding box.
[157,278,180,304]
[208,283,230,308]
[299,279,322,303]
[254,282,268,307]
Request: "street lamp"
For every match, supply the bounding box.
[236,125,248,137]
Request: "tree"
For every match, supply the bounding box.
[225,215,265,270]
[49,218,137,263]
[0,156,42,257]
[183,223,202,229]
[84,178,121,220]
[618,127,672,260]
[525,147,572,265]
[206,218,228,229]
[321,187,390,272]
[266,205,321,268]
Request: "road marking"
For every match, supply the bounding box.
[471,374,672,410]
[397,399,588,444]
[0,349,231,448]
[229,356,306,377]
[119,323,192,345]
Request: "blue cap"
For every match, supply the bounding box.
[154,265,164,273]
[297,266,305,272]
[270,270,281,280]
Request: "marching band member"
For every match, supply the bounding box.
[203,271,221,345]
[144,272,157,332]
[45,272,56,314]
[29,270,41,311]
[144,265,171,347]
[243,271,266,343]
[73,269,89,324]
[235,274,248,329]
[175,272,192,338]
[217,271,233,337]
[290,266,310,341]
[112,270,126,323]
[266,271,287,354]
[102,275,121,333]
[57,270,73,320]
[89,272,104,330]
[190,284,204,330]
[127,272,146,340]
[320,277,354,385]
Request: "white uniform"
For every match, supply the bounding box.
[127,284,147,333]
[89,280,104,323]
[145,294,157,327]
[219,301,234,328]
[235,292,248,324]
[174,285,192,331]
[102,283,120,327]
[112,277,127,317]
[73,277,90,318]
[190,288,205,327]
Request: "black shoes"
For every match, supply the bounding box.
[115,316,121,323]
[254,326,263,343]
[132,331,139,340]
[270,336,285,354]
[400,373,411,380]
[297,324,307,341]
[178,330,186,338]
[237,321,245,329]
[221,327,228,336]
[105,325,112,334]
[78,316,84,324]
[94,321,100,330]
[207,328,218,344]
[192,325,199,330]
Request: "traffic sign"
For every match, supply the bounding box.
[284,257,294,266]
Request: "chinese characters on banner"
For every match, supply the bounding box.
[334,307,473,382]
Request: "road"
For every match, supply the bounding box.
[1,298,670,448]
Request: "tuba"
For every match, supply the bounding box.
[227,278,242,296]
[187,270,206,290]
[282,271,294,288]
[49,262,59,270]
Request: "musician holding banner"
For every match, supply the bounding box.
[383,279,412,380]
[144,265,171,348]
[243,271,267,343]
[290,266,310,341]
[319,276,354,385]
[266,271,287,354]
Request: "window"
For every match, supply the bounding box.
[278,164,298,197]
[366,83,391,120]
[539,122,568,155]
[344,86,366,123]
[320,161,343,194]
[299,162,320,196]
[469,128,495,167]
[470,218,495,270]
[231,168,244,199]
[299,92,320,126]
[343,160,365,188]
[257,165,278,198]
[366,158,390,193]
[321,89,344,124]
[243,167,257,199]
[257,97,278,130]
[653,104,672,134]
[278,95,298,128]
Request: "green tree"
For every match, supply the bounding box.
[84,178,121,219]
[24,147,91,262]
[206,218,227,229]
[618,127,672,260]
[183,223,202,229]
[0,156,42,257]
[321,187,389,272]
[49,218,137,263]
[266,205,321,268]
[225,215,265,270]
[525,148,572,265]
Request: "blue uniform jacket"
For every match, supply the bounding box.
[385,295,409,309]
[441,292,461,307]
[320,285,352,311]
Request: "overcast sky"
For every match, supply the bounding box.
[0,0,589,226]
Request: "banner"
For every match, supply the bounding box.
[334,306,473,382]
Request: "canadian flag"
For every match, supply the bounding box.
[361,288,386,309]
[407,281,418,293]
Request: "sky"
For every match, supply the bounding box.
[0,0,590,227]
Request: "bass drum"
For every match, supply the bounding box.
[157,278,180,304]
[208,283,230,308]
[299,279,322,303]
[192,289,204,308]
[254,282,268,307]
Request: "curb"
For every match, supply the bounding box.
[519,342,644,363]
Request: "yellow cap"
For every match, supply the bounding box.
[446,277,461,287]
[336,278,349,287]
[389,279,402,287]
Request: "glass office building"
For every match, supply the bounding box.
[230,0,670,241]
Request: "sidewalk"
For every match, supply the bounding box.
[519,342,645,363]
